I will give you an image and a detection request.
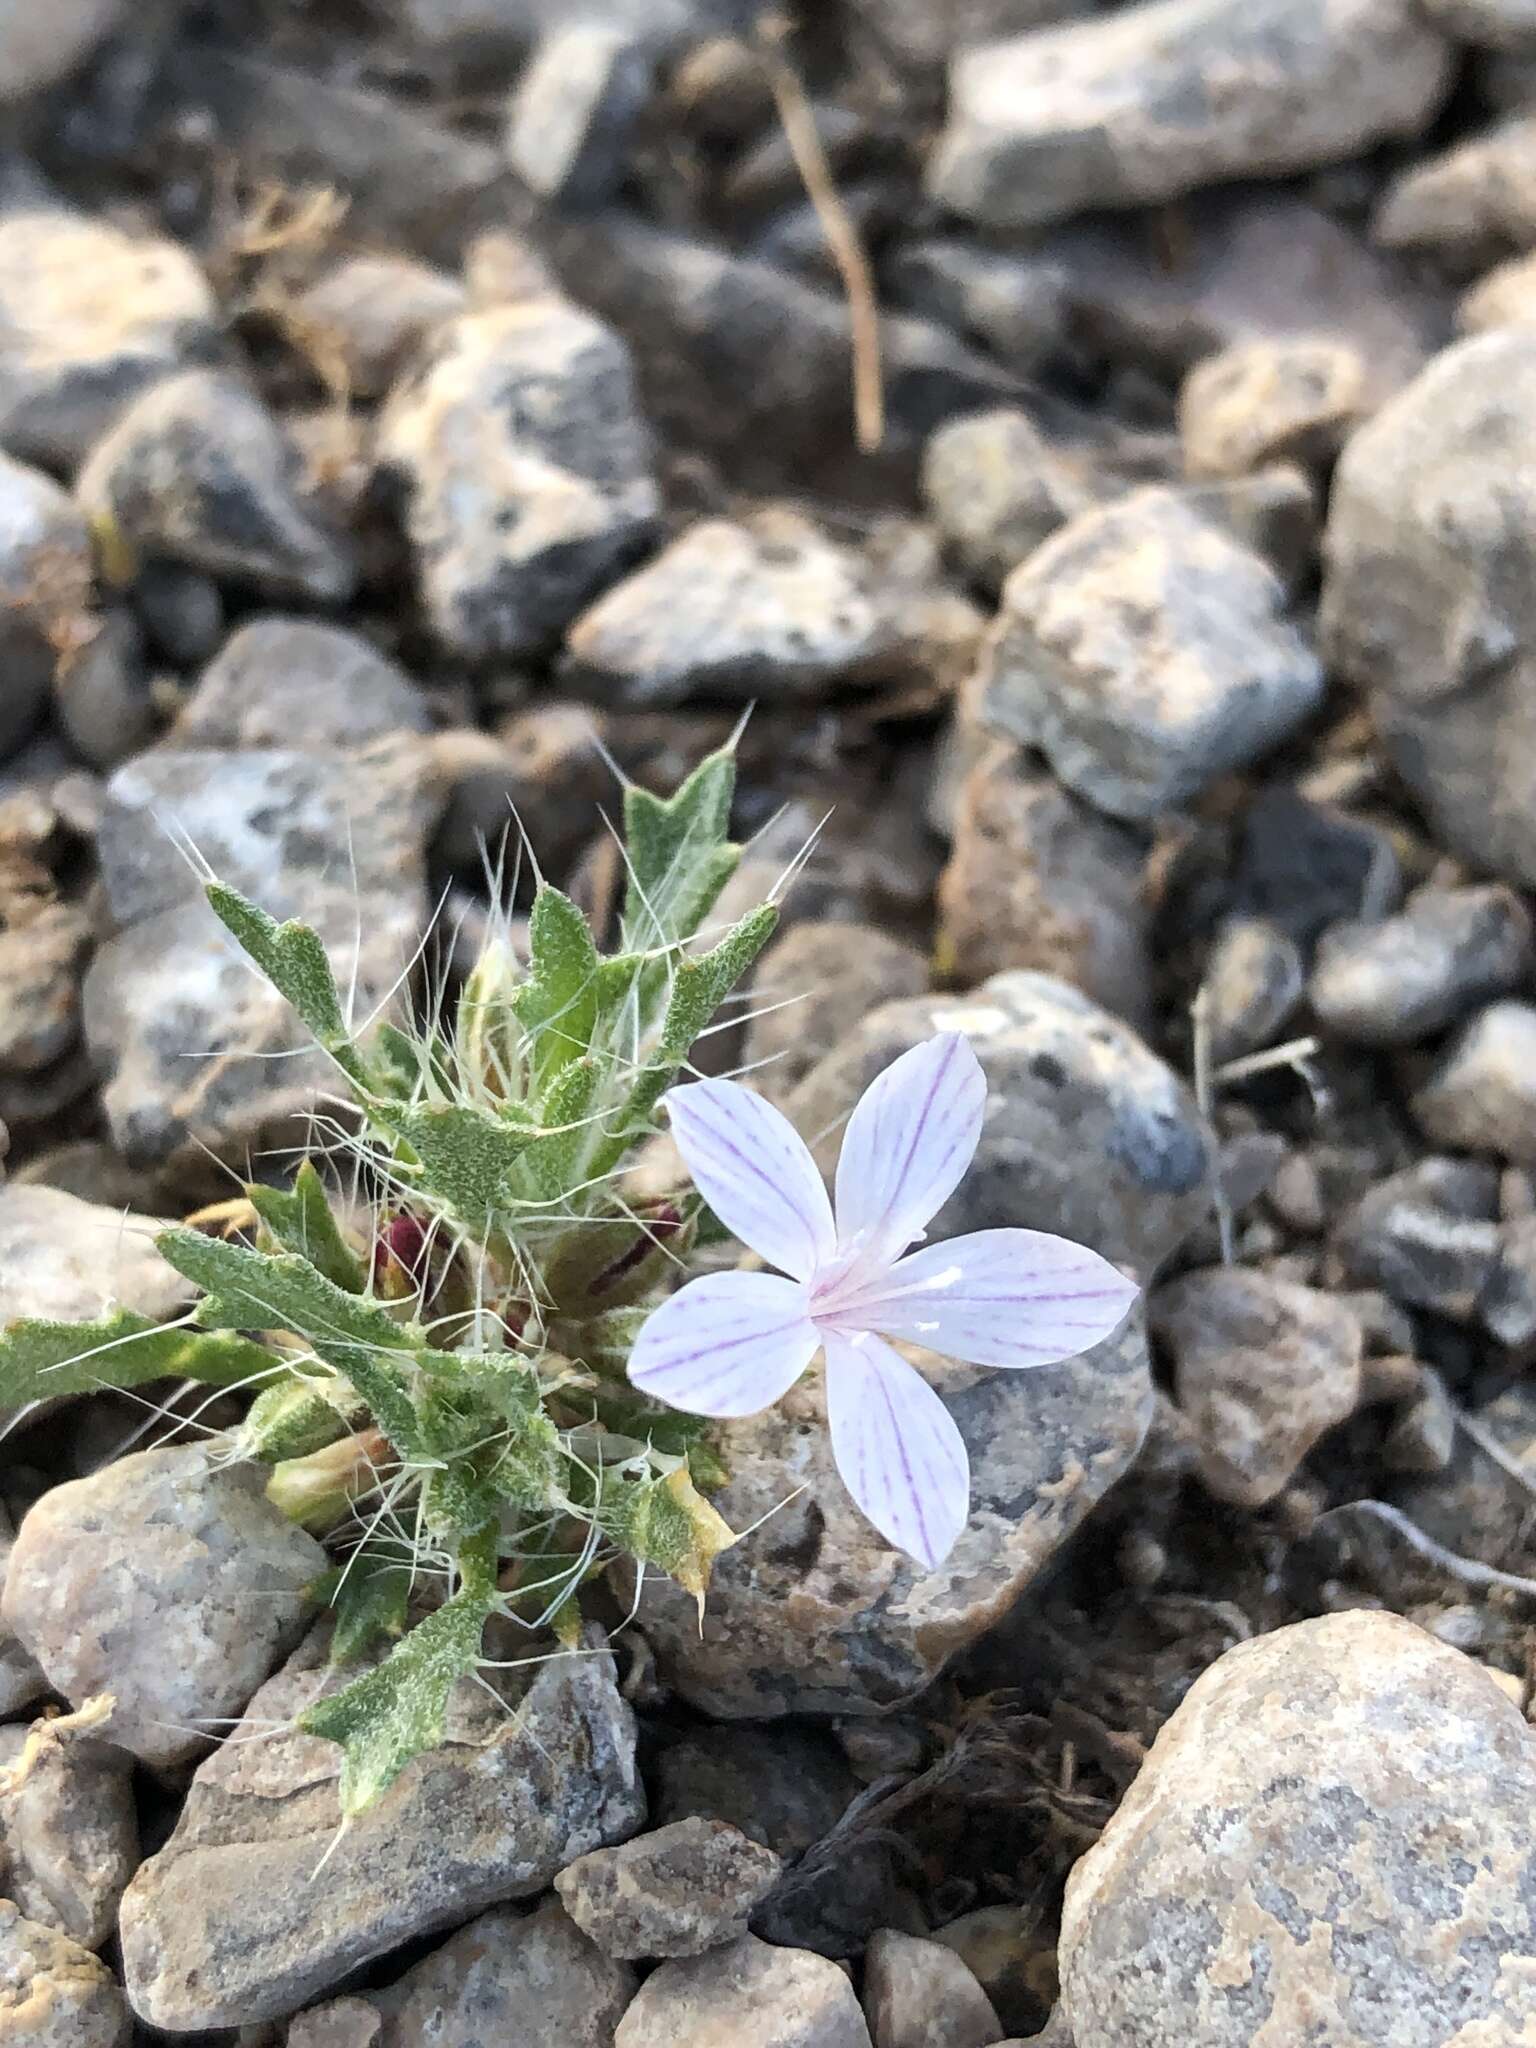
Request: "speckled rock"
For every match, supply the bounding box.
[1423,0,1536,43]
[863,1929,1001,2048]
[742,921,928,1107]
[0,881,90,1076]
[76,370,354,602]
[170,616,431,752]
[1310,884,1533,1047]
[2,1444,325,1770]
[1151,1267,1362,1506]
[1412,1000,1536,1163]
[0,1182,193,1336]
[1060,1612,1536,2048]
[505,24,654,205]
[927,0,1452,230]
[1333,1158,1503,1322]
[377,300,658,660]
[556,1818,782,1959]
[1376,114,1536,266]
[0,1903,128,2048]
[0,212,216,470]
[119,1630,645,2029]
[978,486,1324,823]
[294,256,466,401]
[1321,331,1536,888]
[1198,917,1304,1065]
[1459,248,1536,331]
[920,408,1092,590]
[616,1935,871,2048]
[0,453,96,762]
[1178,337,1368,480]
[0,1718,137,1950]
[52,609,155,771]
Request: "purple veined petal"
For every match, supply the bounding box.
[835,1228,1139,1369]
[832,1033,987,1270]
[665,1079,837,1282]
[628,1271,821,1418]
[823,1327,970,1573]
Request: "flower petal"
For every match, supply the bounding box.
[628,1271,820,1418]
[665,1079,836,1281]
[833,1032,986,1268]
[838,1228,1139,1369]
[823,1328,970,1572]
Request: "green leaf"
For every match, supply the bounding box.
[0,1310,276,1411]
[517,1058,598,1205]
[621,748,740,953]
[327,1550,411,1666]
[249,1163,364,1294]
[206,883,368,1087]
[381,1101,543,1232]
[239,1375,361,1461]
[512,888,600,1094]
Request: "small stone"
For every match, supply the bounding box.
[1197,916,1304,1064]
[431,704,607,877]
[77,370,353,602]
[556,1818,782,1959]
[0,452,96,762]
[615,1935,871,2048]
[863,1929,1001,2048]
[1151,1266,1363,1506]
[287,1996,382,2048]
[131,562,223,667]
[1178,337,1368,480]
[0,1716,137,1950]
[1059,1612,1536,2048]
[505,26,654,206]
[52,609,155,770]
[0,873,90,1076]
[936,741,1150,1025]
[1310,884,1533,1047]
[1333,1158,1503,1319]
[0,1902,128,2048]
[920,408,1091,589]
[2,1444,326,1769]
[293,256,466,402]
[378,300,658,661]
[978,486,1324,822]
[743,921,928,1108]
[119,1629,644,2028]
[930,1906,1044,2041]
[0,211,216,471]
[1424,0,1536,43]
[170,616,430,752]
[0,1,139,99]
[0,1504,46,1720]
[927,0,1452,230]
[1413,1001,1536,1164]
[1381,1364,1457,1473]
[0,1182,192,1334]
[1459,249,1536,333]
[1484,1212,1536,1346]
[1375,114,1536,266]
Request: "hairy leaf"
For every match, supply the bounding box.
[382,1102,542,1231]
[513,888,599,1094]
[206,884,368,1086]
[327,1551,411,1666]
[249,1162,364,1294]
[621,748,739,954]
[0,1310,275,1411]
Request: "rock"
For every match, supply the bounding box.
[555,1818,782,1959]
[565,512,977,706]
[1198,916,1304,1065]
[0,212,216,471]
[0,452,95,762]
[0,1182,192,1334]
[505,25,654,205]
[920,408,1091,589]
[929,1906,1045,2040]
[52,609,155,771]
[1459,249,1536,332]
[615,1935,871,2048]
[654,1723,859,1857]
[119,1629,645,2028]
[76,370,353,602]
[0,1,136,100]
[0,1716,137,1950]
[744,921,928,1108]
[0,1903,128,2048]
[863,1929,1001,2048]
[977,486,1324,823]
[170,616,431,752]
[1059,1612,1536,2048]
[288,1998,382,2048]
[1310,884,1533,1047]
[1321,331,1536,887]
[936,741,1150,1025]
[1375,114,1536,267]
[293,256,466,402]
[2,1444,325,1769]
[131,562,223,667]
[1424,0,1536,43]
[1151,1267,1362,1506]
[431,704,608,876]
[1178,338,1369,480]
[0,1505,46,1720]
[844,0,1087,69]
[927,0,1452,230]
[0,873,90,1076]
[1413,1000,1536,1163]
[1333,1158,1502,1320]
[377,300,658,661]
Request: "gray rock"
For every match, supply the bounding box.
[505,25,654,205]
[378,300,658,661]
[0,1716,137,1950]
[1333,1158,1503,1320]
[1461,249,1536,333]
[1376,114,1536,267]
[1321,331,1536,887]
[294,256,466,402]
[920,408,1093,590]
[52,609,154,772]
[1060,1612,1536,2048]
[1198,916,1304,1064]
[654,1724,860,1858]
[0,1902,128,2048]
[1178,337,1369,481]
[0,879,90,1076]
[131,562,223,667]
[76,370,353,602]
[863,1929,1001,2048]
[288,1998,382,2048]
[2,1444,325,1769]
[1485,1211,1536,1347]
[0,0,134,99]
[744,921,928,1108]
[431,704,608,876]
[1310,884,1533,1047]
[844,0,1086,68]
[0,1505,46,1720]
[1151,1267,1362,1507]
[1413,1000,1536,1163]
[170,616,431,752]
[0,1181,192,1335]
[928,0,1452,230]
[556,1818,782,1959]
[978,486,1324,823]
[0,212,216,470]
[616,1935,871,2048]
[1424,0,1536,42]
[0,452,95,762]
[119,1629,645,2028]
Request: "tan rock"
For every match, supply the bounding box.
[616,1935,870,2048]
[556,1818,781,1960]
[1179,336,1368,480]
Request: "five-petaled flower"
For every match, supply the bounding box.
[629,1032,1139,1571]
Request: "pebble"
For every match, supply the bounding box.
[742,920,928,1108]
[927,0,1452,230]
[0,1181,192,1334]
[0,451,96,762]
[119,1629,645,2028]
[1151,1266,1363,1506]
[1412,1000,1536,1163]
[0,0,137,100]
[1483,1211,1536,1346]
[1322,331,1536,887]
[615,1934,871,2048]
[0,1505,46,1719]
[0,211,216,472]
[505,25,654,205]
[1333,1158,1503,1320]
[1458,249,1536,332]
[430,703,608,877]
[293,255,466,402]
[1310,884,1534,1046]
[130,561,223,667]
[76,370,355,603]
[1376,113,1536,266]
[555,1817,782,1959]
[1178,337,1369,480]
[52,608,155,770]
[170,616,431,752]
[977,485,1324,822]
[1059,1611,1536,2047]
[0,875,91,1076]
[1198,915,1305,1064]
[920,408,1091,589]
[0,1902,128,2048]
[0,1717,137,1950]
[377,300,658,661]
[2,1444,326,1769]
[1423,0,1536,41]
[863,1929,1002,2048]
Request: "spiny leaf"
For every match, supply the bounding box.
[596,1464,736,1609]
[327,1551,411,1666]
[512,888,599,1094]
[381,1102,543,1231]
[206,883,368,1086]
[239,1375,361,1462]
[621,748,739,953]
[517,1058,599,1204]
[0,1311,275,1411]
[249,1163,364,1294]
